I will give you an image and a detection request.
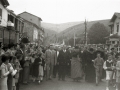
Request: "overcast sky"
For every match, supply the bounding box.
[8,0,120,24]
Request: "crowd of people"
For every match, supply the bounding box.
[0,43,120,90]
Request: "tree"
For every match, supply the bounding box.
[88,22,109,44]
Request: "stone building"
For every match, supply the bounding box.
[18,12,44,45]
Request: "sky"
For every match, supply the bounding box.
[8,0,120,24]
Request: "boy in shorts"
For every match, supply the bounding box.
[116,55,120,90]
[103,54,114,90]
[94,53,104,86]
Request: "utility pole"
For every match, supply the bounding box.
[68,32,70,45]
[74,32,76,46]
[85,19,87,45]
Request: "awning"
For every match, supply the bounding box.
[105,33,120,39]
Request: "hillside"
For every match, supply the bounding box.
[58,19,110,38]
[45,19,110,45]
[41,22,83,33]
[43,19,111,45]
[44,28,57,37]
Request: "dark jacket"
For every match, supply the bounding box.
[58,50,67,66]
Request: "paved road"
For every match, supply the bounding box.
[21,78,115,90]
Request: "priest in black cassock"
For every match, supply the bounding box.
[85,48,96,82]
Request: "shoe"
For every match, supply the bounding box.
[23,83,28,85]
[49,78,52,80]
[96,83,98,86]
[62,79,65,81]
[38,81,41,84]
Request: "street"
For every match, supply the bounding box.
[20,78,115,90]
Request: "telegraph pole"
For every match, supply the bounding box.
[74,33,75,46]
[85,19,87,45]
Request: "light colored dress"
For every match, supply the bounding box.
[71,57,82,79]
[0,63,10,90]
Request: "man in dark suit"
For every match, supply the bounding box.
[66,47,72,77]
[79,47,86,71]
[58,45,68,81]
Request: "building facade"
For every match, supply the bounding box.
[0,0,9,45]
[6,9,24,44]
[106,13,120,52]
[18,12,44,45]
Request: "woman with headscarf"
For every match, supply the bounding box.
[71,46,83,82]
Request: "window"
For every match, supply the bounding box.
[112,41,115,44]
[117,41,119,44]
[117,24,119,33]
[117,48,118,51]
[111,26,113,34]
[0,30,3,38]
[0,8,2,24]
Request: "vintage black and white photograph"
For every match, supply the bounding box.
[0,0,120,90]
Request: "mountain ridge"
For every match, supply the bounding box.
[41,21,83,33]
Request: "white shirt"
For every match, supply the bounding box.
[57,51,59,57]
[63,50,66,53]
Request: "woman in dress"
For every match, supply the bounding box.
[71,46,83,82]
[0,54,12,90]
[23,55,30,84]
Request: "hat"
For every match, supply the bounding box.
[89,48,94,51]
[111,48,114,50]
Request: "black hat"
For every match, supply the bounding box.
[111,48,114,50]
[89,48,94,51]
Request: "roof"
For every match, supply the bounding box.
[105,33,120,39]
[18,11,42,21]
[7,8,16,17]
[1,0,9,7]
[110,13,120,22]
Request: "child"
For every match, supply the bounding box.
[33,54,40,83]
[103,54,114,90]
[15,54,22,90]
[7,56,17,90]
[38,53,44,83]
[12,56,18,90]
[112,54,117,87]
[29,54,35,81]
[94,53,104,86]
[116,55,120,90]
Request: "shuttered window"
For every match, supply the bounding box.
[0,8,2,24]
[0,8,2,17]
[0,30,3,38]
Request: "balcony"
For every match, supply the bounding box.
[7,21,15,30]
